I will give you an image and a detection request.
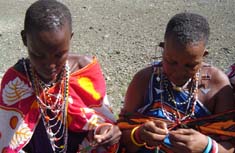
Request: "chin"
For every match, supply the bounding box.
[39,74,56,83]
[171,78,189,86]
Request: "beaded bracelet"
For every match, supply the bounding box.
[134,124,143,143]
[203,136,213,153]
[130,126,146,147]
[211,139,218,153]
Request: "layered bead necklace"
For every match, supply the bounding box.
[158,67,199,123]
[23,59,70,153]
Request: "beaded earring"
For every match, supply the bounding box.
[151,42,164,63]
[153,42,164,82]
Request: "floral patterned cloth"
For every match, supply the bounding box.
[0,57,118,153]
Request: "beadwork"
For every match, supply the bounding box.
[23,58,70,153]
[157,66,199,122]
[170,78,192,92]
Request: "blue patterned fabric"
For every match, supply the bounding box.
[137,62,211,153]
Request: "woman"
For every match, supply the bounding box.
[118,12,235,153]
[0,0,121,152]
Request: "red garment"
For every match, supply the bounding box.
[0,58,118,153]
[118,110,235,152]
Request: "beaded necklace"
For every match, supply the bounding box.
[170,78,192,92]
[158,66,199,123]
[23,58,69,153]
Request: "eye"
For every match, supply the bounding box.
[166,59,177,65]
[54,51,68,58]
[55,53,63,58]
[29,51,43,58]
[185,64,195,68]
[185,64,199,70]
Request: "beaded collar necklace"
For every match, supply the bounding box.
[23,58,70,153]
[157,66,199,123]
[170,78,192,92]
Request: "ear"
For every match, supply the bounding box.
[159,42,164,48]
[21,30,27,46]
[203,49,209,57]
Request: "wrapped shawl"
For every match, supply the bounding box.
[118,110,235,152]
[0,57,119,153]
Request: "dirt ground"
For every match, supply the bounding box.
[0,0,234,114]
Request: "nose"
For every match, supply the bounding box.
[48,63,56,69]
[173,64,188,77]
[43,56,56,70]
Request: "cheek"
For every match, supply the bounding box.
[187,70,197,77]
[162,65,175,79]
[59,55,68,64]
[29,57,44,71]
[56,57,67,69]
[188,65,201,75]
[162,62,174,74]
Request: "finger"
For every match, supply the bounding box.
[170,138,187,148]
[96,133,120,146]
[140,126,166,146]
[94,126,113,143]
[171,128,194,135]
[95,125,121,146]
[153,120,168,131]
[164,134,189,152]
[169,133,190,144]
[144,121,168,135]
[169,129,195,143]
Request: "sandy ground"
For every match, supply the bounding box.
[0,0,235,114]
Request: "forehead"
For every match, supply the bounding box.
[28,24,71,45]
[164,35,206,58]
[26,25,71,56]
[28,19,72,34]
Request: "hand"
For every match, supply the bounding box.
[169,128,208,153]
[93,123,121,146]
[139,120,169,147]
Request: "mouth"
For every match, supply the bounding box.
[39,69,58,81]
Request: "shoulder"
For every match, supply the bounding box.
[201,63,235,113]
[67,53,94,73]
[203,63,229,86]
[133,66,153,82]
[132,62,161,84]
[225,63,235,86]
[12,58,27,75]
[129,66,154,92]
[123,66,153,112]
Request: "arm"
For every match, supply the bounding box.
[209,67,235,152]
[211,67,235,113]
[68,54,122,147]
[120,67,151,152]
[120,67,168,152]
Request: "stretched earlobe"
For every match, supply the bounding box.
[159,42,164,48]
[203,50,209,57]
[21,30,27,46]
[71,32,74,39]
